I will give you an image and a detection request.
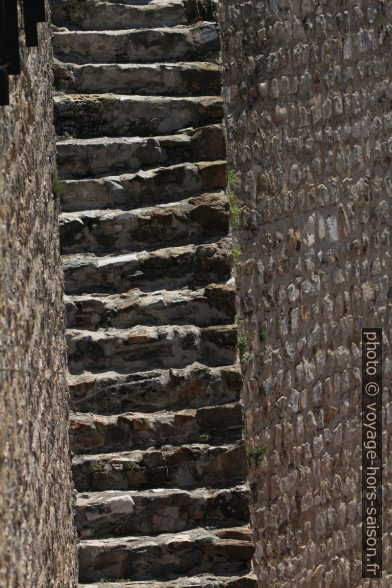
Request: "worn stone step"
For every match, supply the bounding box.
[73,442,247,491]
[57,125,225,180]
[55,94,222,139]
[76,485,249,539]
[66,283,234,331]
[53,23,219,65]
[60,161,226,213]
[60,192,228,255]
[69,363,242,414]
[67,324,237,374]
[70,402,243,453]
[52,0,199,31]
[63,238,232,295]
[79,573,257,588]
[54,61,221,96]
[78,527,255,583]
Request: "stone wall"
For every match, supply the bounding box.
[218,0,392,585]
[0,4,77,587]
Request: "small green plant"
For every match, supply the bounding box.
[200,433,210,443]
[227,169,242,229]
[259,330,269,342]
[237,319,248,363]
[228,191,241,229]
[231,207,240,229]
[123,461,137,471]
[52,172,63,210]
[232,245,241,265]
[238,334,248,362]
[227,168,240,189]
[91,462,104,473]
[246,444,268,466]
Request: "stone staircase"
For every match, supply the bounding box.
[52,0,255,585]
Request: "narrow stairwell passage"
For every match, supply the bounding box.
[52,0,256,585]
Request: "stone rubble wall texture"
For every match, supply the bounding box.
[0,4,77,587]
[218,0,392,586]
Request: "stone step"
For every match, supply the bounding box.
[63,238,232,295]
[60,162,226,213]
[70,402,243,453]
[60,192,228,255]
[54,61,221,96]
[78,527,255,583]
[67,324,237,374]
[76,485,249,539]
[66,283,235,330]
[53,23,219,65]
[69,363,242,414]
[52,0,217,32]
[79,574,257,588]
[55,94,223,139]
[72,442,247,491]
[57,125,225,180]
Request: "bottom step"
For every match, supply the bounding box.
[79,573,257,587]
[79,527,255,583]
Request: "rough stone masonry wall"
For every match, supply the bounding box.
[218,0,392,586]
[0,4,77,587]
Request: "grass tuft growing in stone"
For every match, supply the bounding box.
[231,245,241,265]
[238,334,248,363]
[227,168,241,229]
[236,319,248,363]
[227,167,240,189]
[259,330,269,342]
[228,191,241,229]
[91,462,104,473]
[246,444,267,465]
